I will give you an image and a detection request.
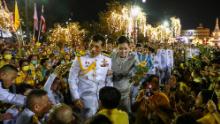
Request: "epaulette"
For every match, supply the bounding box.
[102,52,111,57]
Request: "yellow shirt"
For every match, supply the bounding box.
[0,60,9,68]
[197,113,218,124]
[98,108,129,124]
[15,71,35,86]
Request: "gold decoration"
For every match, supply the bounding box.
[54,62,72,76]
[100,2,147,40]
[47,22,86,46]
[0,7,13,30]
[78,57,96,76]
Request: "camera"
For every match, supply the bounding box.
[145,84,153,97]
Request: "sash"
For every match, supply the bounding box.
[77,57,96,76]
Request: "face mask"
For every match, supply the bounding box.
[22,66,30,71]
[4,54,12,60]
[31,60,38,65]
[61,60,65,64]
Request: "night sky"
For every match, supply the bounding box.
[144,0,220,29]
[59,0,220,30]
[9,0,220,30]
[65,0,220,29]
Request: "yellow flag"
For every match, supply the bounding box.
[14,0,20,31]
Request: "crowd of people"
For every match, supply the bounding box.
[0,34,220,124]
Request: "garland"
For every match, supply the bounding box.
[77,57,96,75]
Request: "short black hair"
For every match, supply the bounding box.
[0,64,18,73]
[99,86,121,109]
[142,75,160,91]
[40,58,49,65]
[28,54,38,62]
[143,45,149,49]
[117,36,130,45]
[136,43,142,48]
[26,89,47,109]
[88,114,112,124]
[19,59,29,68]
[15,83,33,95]
[149,47,155,53]
[92,34,105,45]
[176,114,198,124]
[1,49,11,55]
[142,75,159,87]
[200,90,218,106]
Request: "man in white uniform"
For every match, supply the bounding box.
[0,64,26,106]
[165,48,174,83]
[157,47,174,84]
[68,34,112,118]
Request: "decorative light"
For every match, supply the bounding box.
[163,20,169,27]
[131,6,141,17]
[48,22,86,45]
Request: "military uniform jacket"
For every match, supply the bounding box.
[68,54,112,100]
[157,49,174,70]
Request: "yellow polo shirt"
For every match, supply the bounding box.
[197,113,218,124]
[98,108,129,124]
[15,71,35,86]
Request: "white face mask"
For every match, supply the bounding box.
[61,60,65,64]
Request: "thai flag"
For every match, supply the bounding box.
[41,14,46,33]
[33,3,38,31]
[39,5,46,33]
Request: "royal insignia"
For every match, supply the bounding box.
[78,57,96,76]
[100,58,109,67]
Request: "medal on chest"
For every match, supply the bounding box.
[85,61,90,67]
[100,58,109,67]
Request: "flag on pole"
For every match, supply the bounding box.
[33,3,38,31]
[40,5,46,33]
[37,5,46,42]
[14,0,20,31]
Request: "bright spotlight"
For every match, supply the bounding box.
[131,6,141,17]
[163,20,169,27]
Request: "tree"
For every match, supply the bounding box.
[98,1,127,41]
[98,1,147,43]
[47,22,86,47]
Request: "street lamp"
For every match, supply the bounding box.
[163,20,169,27]
[131,6,140,17]
[131,6,140,44]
